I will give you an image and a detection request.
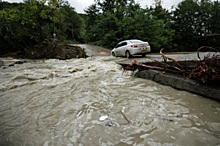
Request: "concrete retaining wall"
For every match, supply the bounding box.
[135,69,220,102]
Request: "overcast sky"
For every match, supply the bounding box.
[4,0,216,13]
[69,0,183,13]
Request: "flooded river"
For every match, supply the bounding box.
[0,56,219,145]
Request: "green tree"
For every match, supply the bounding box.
[84,4,101,42]
[59,2,85,41]
[0,0,85,55]
[210,0,220,34]
[0,0,57,55]
[145,5,175,51]
[173,0,219,50]
[173,0,200,50]
[85,0,175,51]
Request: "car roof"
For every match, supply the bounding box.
[119,39,142,43]
[126,39,141,42]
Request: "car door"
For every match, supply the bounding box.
[118,42,128,56]
[114,43,122,56]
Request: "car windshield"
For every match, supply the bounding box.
[129,40,143,44]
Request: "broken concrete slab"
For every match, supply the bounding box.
[135,69,220,102]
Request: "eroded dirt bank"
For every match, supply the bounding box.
[0,43,87,59]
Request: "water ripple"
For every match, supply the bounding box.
[0,57,219,145]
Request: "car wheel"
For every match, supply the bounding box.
[112,52,116,57]
[126,51,131,58]
[142,54,146,57]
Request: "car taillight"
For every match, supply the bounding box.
[147,43,150,46]
[131,44,138,47]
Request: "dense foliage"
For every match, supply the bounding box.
[84,0,176,52]
[0,0,84,55]
[172,0,220,51]
[84,0,219,51]
[0,0,219,56]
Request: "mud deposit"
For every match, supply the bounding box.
[0,57,219,145]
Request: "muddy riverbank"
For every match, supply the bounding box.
[0,43,87,59]
[0,56,220,145]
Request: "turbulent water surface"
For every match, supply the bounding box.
[0,56,219,145]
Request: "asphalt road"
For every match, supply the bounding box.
[73,44,111,56]
[71,44,219,66]
[115,52,219,65]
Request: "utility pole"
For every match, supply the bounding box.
[154,0,162,7]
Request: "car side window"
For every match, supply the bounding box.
[115,43,121,48]
[121,42,127,47]
[115,42,127,48]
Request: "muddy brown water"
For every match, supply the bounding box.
[0,56,219,145]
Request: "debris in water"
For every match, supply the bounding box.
[123,46,220,85]
[105,119,114,127]
[120,111,131,124]
[69,68,83,73]
[99,115,108,121]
